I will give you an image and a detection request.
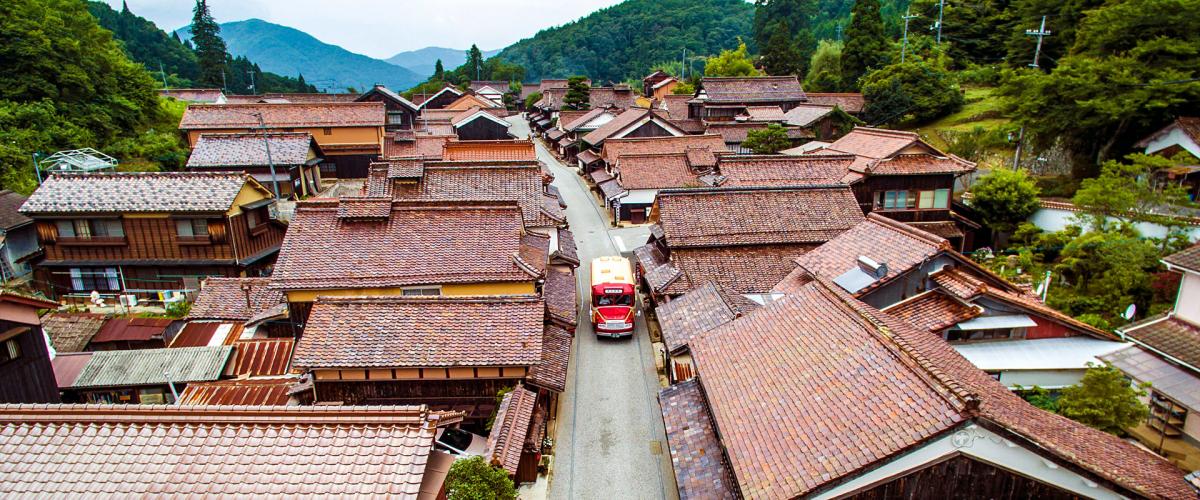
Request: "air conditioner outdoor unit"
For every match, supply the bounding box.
[118,295,138,307]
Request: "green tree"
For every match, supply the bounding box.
[523,91,542,110]
[434,59,445,81]
[754,0,818,75]
[860,61,963,125]
[1057,364,1148,435]
[563,76,591,110]
[760,21,805,76]
[1072,154,1195,238]
[672,81,696,95]
[742,124,793,154]
[465,45,484,81]
[445,456,516,500]
[705,40,763,77]
[970,168,1041,233]
[841,0,889,89]
[189,0,226,88]
[804,40,843,91]
[1053,228,1162,321]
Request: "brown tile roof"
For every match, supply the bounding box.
[705,122,813,144]
[657,281,743,354]
[544,266,578,327]
[539,79,579,91]
[89,317,173,344]
[420,109,464,122]
[861,153,975,176]
[357,85,419,111]
[781,104,836,127]
[1119,314,1200,368]
[0,404,461,497]
[336,196,393,220]
[740,106,785,122]
[655,186,863,248]
[518,232,550,277]
[588,169,614,184]
[804,92,866,113]
[716,155,852,187]
[447,94,502,111]
[272,200,533,291]
[0,190,32,230]
[486,385,537,475]
[672,120,705,134]
[520,83,540,99]
[882,289,983,332]
[179,102,384,129]
[159,88,224,103]
[385,133,454,159]
[537,88,569,111]
[20,172,258,214]
[188,277,285,322]
[555,228,579,266]
[588,87,637,109]
[394,163,561,227]
[546,129,566,142]
[562,108,616,132]
[1164,242,1200,274]
[442,140,536,162]
[557,110,592,130]
[698,76,806,104]
[230,338,294,377]
[601,134,729,163]
[597,178,627,200]
[450,108,510,128]
[260,93,362,104]
[617,153,701,190]
[187,132,316,168]
[821,126,925,159]
[659,379,738,500]
[293,296,544,369]
[582,108,680,147]
[659,95,693,121]
[176,378,294,405]
[1136,116,1200,148]
[527,325,571,393]
[40,313,106,353]
[665,245,813,296]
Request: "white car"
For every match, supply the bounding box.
[435,427,489,457]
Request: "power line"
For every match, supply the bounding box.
[1025,15,1052,68]
[901,8,920,63]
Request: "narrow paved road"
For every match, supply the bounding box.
[509,116,677,499]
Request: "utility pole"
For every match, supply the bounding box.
[681,48,686,80]
[934,0,945,45]
[835,23,843,42]
[251,112,281,199]
[159,63,168,89]
[221,70,226,92]
[247,69,256,94]
[1025,15,1052,68]
[901,8,919,63]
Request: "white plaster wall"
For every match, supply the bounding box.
[1175,272,1200,325]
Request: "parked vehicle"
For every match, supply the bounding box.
[435,427,488,457]
[590,256,635,337]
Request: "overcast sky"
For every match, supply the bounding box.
[105,0,625,59]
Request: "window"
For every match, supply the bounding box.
[944,328,1025,342]
[387,112,407,125]
[246,207,267,229]
[918,190,935,209]
[319,162,337,176]
[0,338,20,363]
[882,190,908,209]
[323,127,333,135]
[933,188,950,209]
[175,219,209,238]
[56,219,123,239]
[877,189,952,210]
[69,267,120,292]
[402,287,441,297]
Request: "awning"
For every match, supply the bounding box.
[956,337,1129,371]
[621,189,658,205]
[955,314,1037,331]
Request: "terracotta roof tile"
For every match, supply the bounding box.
[40,313,106,353]
[179,102,384,129]
[527,325,571,393]
[698,76,806,104]
[293,296,544,369]
[656,186,863,248]
[716,155,852,187]
[665,245,813,296]
[601,134,729,163]
[1164,242,1200,274]
[781,103,836,127]
[384,133,452,159]
[272,200,532,291]
[617,153,701,190]
[862,153,976,175]
[487,385,537,474]
[583,108,679,147]
[159,88,224,103]
[188,277,285,322]
[557,110,591,128]
[882,289,982,332]
[588,87,637,109]
[555,228,579,266]
[336,196,393,220]
[230,338,294,377]
[187,132,316,168]
[1121,314,1199,363]
[589,169,614,184]
[657,282,741,353]
[20,172,257,214]
[804,92,865,113]
[0,404,457,497]
[659,95,693,121]
[562,108,615,133]
[0,190,32,230]
[544,266,578,327]
[597,179,627,200]
[740,105,785,122]
[821,127,922,159]
[705,122,812,144]
[659,379,738,499]
[393,163,559,227]
[176,378,294,405]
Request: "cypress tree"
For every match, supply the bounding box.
[434,59,445,81]
[841,0,889,90]
[761,21,803,76]
[190,0,227,88]
[465,45,484,81]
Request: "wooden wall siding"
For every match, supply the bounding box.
[854,174,957,221]
[623,121,674,140]
[0,322,60,404]
[40,217,236,263]
[314,378,520,424]
[227,213,284,263]
[847,453,1080,499]
[455,119,510,141]
[330,154,375,178]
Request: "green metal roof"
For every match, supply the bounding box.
[70,346,232,389]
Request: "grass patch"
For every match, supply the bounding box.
[909,86,1017,167]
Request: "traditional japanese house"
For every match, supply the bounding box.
[688,76,807,121]
[186,276,290,338]
[803,92,866,115]
[57,345,231,404]
[0,190,39,281]
[385,133,454,159]
[658,276,1194,499]
[643,70,673,96]
[658,94,705,134]
[556,108,617,163]
[0,291,61,403]
[356,84,421,131]
[40,312,105,354]
[704,121,812,154]
[412,85,465,110]
[587,85,637,110]
[448,93,504,111]
[468,80,511,106]
[450,107,513,141]
[21,172,286,302]
[781,103,861,140]
[0,404,462,498]
[581,108,686,158]
[185,132,324,199]
[1136,116,1200,200]
[179,102,385,178]
[86,317,176,351]
[224,93,362,104]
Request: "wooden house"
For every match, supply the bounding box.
[1136,116,1200,201]
[643,71,673,96]
[20,172,286,302]
[412,85,465,110]
[580,108,686,154]
[781,103,861,140]
[179,102,385,179]
[689,76,807,121]
[450,108,513,141]
[446,93,504,111]
[185,132,324,199]
[0,190,39,281]
[356,84,420,131]
[467,81,510,107]
[0,291,61,403]
[555,108,617,163]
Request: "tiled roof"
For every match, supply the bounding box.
[785,213,949,293]
[1137,116,1200,149]
[420,109,464,122]
[159,88,224,103]
[659,379,738,500]
[0,190,32,230]
[781,104,835,127]
[537,88,569,111]
[177,378,294,405]
[448,94,501,111]
[394,163,560,227]
[698,76,806,104]
[804,92,866,113]
[557,110,589,127]
[230,338,294,377]
[450,107,509,127]
[705,122,813,144]
[385,133,454,159]
[617,153,701,190]
[685,147,718,169]
[179,102,385,129]
[272,200,532,291]
[588,87,637,109]
[188,277,285,322]
[655,186,863,248]
[665,245,812,296]
[562,108,616,133]
[1119,314,1200,368]
[546,129,566,142]
[486,385,537,475]
[1164,242,1200,274]
[357,85,419,112]
[520,83,540,99]
[597,179,627,200]
[40,313,106,353]
[740,106,785,122]
[527,325,571,393]
[861,153,976,175]
[601,134,729,163]
[659,95,693,121]
[555,228,579,266]
[658,281,742,353]
[293,296,544,369]
[882,289,982,332]
[539,79,578,91]
[582,108,679,147]
[20,172,256,214]
[716,155,852,187]
[589,169,614,184]
[820,126,927,159]
[0,404,459,497]
[544,266,578,327]
[187,132,315,168]
[442,140,536,162]
[70,346,231,388]
[90,317,173,344]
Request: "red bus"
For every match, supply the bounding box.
[590,256,635,337]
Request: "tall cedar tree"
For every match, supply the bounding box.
[563,76,591,110]
[434,59,445,80]
[190,0,226,87]
[465,45,484,81]
[841,0,889,90]
[754,0,819,76]
[760,21,805,76]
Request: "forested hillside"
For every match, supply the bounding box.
[495,0,755,83]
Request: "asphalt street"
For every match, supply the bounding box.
[508,116,677,500]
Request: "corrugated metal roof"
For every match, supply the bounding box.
[177,378,295,405]
[1102,345,1200,412]
[170,322,241,348]
[90,318,174,344]
[954,337,1128,371]
[230,339,293,377]
[70,346,232,388]
[51,352,93,388]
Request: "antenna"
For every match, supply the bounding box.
[1025,16,1052,68]
[901,8,919,63]
[933,0,945,45]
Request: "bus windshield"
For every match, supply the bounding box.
[596,293,633,306]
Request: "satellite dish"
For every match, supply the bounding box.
[1122,304,1137,321]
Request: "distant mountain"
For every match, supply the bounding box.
[182,19,421,92]
[495,0,754,83]
[385,46,502,79]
